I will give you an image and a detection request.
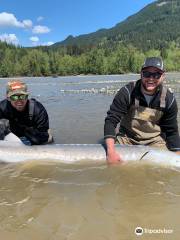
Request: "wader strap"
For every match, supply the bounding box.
[135,98,139,108]
[29,99,35,121]
[129,81,139,108]
[130,81,136,89]
[160,86,167,108]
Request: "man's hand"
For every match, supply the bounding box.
[106,150,123,164]
[105,138,124,164]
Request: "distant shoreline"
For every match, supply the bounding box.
[1,72,180,80]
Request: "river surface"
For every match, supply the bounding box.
[0,74,180,239]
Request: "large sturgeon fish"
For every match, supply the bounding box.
[0,140,180,167]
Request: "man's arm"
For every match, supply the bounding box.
[105,138,123,164]
[104,85,131,163]
[24,101,50,145]
[160,95,180,151]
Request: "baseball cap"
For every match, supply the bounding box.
[6,80,28,97]
[142,57,164,72]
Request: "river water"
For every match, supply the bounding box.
[0,74,180,239]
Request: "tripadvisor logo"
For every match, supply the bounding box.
[135,227,144,236]
[135,226,173,236]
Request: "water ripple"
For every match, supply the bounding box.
[0,196,30,206]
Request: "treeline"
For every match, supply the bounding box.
[0,40,180,77]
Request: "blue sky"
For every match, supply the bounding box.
[0,0,154,47]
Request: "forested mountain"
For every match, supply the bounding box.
[0,0,180,77]
[52,0,180,51]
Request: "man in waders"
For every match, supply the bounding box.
[0,80,53,145]
[104,57,180,163]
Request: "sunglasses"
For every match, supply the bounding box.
[142,71,163,80]
[10,94,28,101]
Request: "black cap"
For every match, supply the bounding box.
[142,57,164,72]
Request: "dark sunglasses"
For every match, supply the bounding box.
[142,71,163,80]
[10,94,28,101]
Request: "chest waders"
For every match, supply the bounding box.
[117,85,167,149]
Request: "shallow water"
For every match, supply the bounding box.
[0,163,180,239]
[0,74,180,239]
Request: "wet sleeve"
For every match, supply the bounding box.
[0,103,6,119]
[24,103,50,145]
[0,109,3,118]
[160,96,180,151]
[104,86,130,139]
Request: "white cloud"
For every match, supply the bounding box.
[30,36,39,42]
[37,16,44,22]
[42,41,54,46]
[23,19,33,28]
[0,12,32,29]
[0,12,23,27]
[0,33,19,45]
[32,25,50,34]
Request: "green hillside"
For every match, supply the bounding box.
[1,0,180,77]
[52,0,180,51]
